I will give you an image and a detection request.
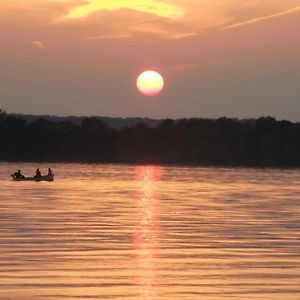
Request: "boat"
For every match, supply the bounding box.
[11,174,54,182]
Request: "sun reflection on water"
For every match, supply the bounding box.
[133,166,162,300]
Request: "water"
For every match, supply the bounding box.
[0,163,299,300]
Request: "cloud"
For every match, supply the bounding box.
[0,0,84,24]
[1,0,300,40]
[55,0,300,39]
[62,0,184,20]
[33,40,47,49]
[56,8,197,40]
[222,5,300,30]
[86,33,132,40]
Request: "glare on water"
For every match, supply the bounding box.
[0,163,299,300]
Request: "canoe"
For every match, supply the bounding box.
[11,174,54,182]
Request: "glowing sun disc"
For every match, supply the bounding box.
[137,70,164,96]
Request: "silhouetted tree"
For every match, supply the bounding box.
[0,112,299,167]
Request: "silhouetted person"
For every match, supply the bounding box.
[13,170,25,179]
[47,168,53,176]
[34,168,41,178]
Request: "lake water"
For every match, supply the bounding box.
[0,163,299,300]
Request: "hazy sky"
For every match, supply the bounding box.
[1,0,300,120]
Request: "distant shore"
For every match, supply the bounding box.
[2,160,300,171]
[0,111,299,168]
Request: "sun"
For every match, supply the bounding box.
[136,71,164,97]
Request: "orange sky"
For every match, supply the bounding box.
[1,0,300,120]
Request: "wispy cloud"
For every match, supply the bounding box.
[86,33,132,40]
[33,40,47,49]
[222,5,300,30]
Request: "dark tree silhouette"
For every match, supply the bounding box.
[0,110,299,167]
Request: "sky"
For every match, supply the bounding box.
[1,0,300,121]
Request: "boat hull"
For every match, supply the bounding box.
[11,175,54,182]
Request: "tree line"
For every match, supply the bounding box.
[0,109,299,167]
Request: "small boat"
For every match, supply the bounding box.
[11,174,54,182]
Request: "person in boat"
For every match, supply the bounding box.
[13,170,25,179]
[34,168,42,178]
[47,168,53,176]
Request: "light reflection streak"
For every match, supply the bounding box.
[133,166,161,300]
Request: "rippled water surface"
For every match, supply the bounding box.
[0,163,299,300]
